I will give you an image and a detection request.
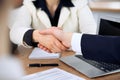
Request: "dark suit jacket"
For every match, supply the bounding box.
[81,34,120,64]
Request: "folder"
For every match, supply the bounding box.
[29,48,60,59]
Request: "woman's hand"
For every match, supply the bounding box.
[37,34,67,53]
[33,30,41,42]
[33,30,67,53]
[37,44,51,53]
[39,27,73,48]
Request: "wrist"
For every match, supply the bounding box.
[33,30,41,42]
[62,33,73,48]
[71,33,82,53]
[67,33,73,47]
[68,33,73,47]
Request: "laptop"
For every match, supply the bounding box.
[60,15,120,78]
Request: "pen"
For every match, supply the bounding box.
[29,63,59,67]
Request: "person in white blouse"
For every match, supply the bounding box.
[9,0,97,53]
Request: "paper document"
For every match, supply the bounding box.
[29,48,60,59]
[21,68,85,80]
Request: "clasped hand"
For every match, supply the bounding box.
[33,27,73,53]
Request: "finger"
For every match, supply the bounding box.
[43,47,48,51]
[45,48,51,52]
[42,49,49,52]
[57,27,63,30]
[55,41,67,51]
[51,43,62,53]
[38,44,41,47]
[39,45,51,53]
[46,50,52,53]
[39,27,62,35]
[53,30,64,41]
[38,44,42,48]
[38,45,43,49]
[39,45,44,49]
[38,44,48,50]
[39,29,53,35]
[44,48,51,52]
[37,44,39,47]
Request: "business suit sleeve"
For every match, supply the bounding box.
[81,34,120,64]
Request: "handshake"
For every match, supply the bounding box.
[33,27,73,53]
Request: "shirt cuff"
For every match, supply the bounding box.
[71,33,83,55]
[23,29,38,47]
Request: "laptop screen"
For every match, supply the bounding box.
[99,19,120,36]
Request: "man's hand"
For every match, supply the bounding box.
[33,30,67,53]
[39,27,73,48]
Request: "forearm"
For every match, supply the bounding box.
[10,27,32,46]
[9,5,33,47]
[81,34,120,64]
[23,29,38,47]
[71,33,120,64]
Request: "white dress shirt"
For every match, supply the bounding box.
[71,33,83,55]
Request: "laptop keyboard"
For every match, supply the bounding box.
[75,55,120,72]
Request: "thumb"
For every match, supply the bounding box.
[39,29,52,35]
[39,27,63,35]
[53,30,64,41]
[57,27,63,30]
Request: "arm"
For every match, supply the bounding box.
[81,34,120,64]
[71,33,120,64]
[9,6,32,46]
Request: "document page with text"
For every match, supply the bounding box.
[21,68,85,80]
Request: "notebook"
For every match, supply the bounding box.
[21,68,85,80]
[29,48,60,59]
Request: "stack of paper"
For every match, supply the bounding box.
[29,48,60,59]
[21,68,85,80]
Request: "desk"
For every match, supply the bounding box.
[89,2,120,12]
[15,46,120,80]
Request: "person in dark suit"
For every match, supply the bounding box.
[38,27,120,64]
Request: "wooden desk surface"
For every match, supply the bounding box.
[15,46,120,80]
[89,2,120,12]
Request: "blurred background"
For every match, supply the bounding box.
[0,0,120,80]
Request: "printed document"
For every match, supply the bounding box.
[21,68,85,80]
